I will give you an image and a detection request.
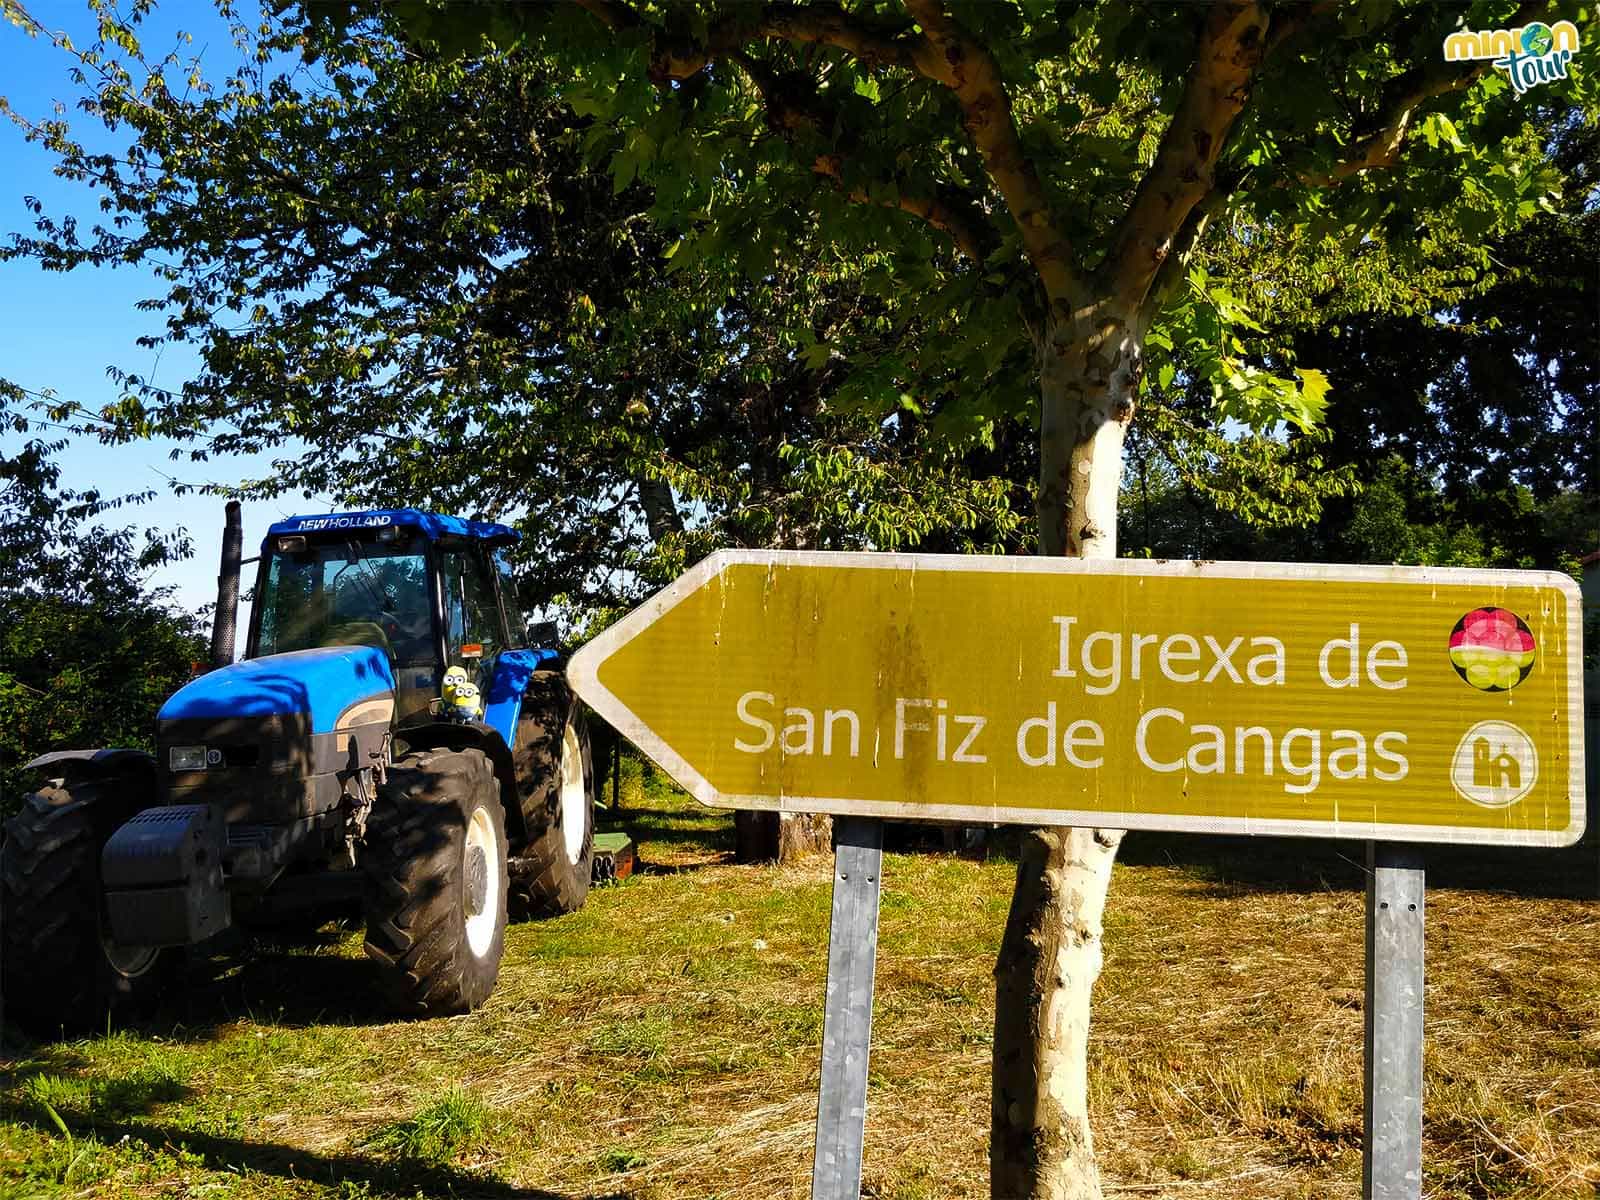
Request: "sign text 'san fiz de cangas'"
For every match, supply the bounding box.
[732,617,1413,798]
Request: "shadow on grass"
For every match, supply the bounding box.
[1119,830,1599,900]
[2,949,388,1050]
[5,927,490,1048]
[631,857,734,876]
[3,1068,192,1120]
[27,1111,630,1199]
[608,804,735,853]
[0,1056,189,1120]
[158,942,396,1034]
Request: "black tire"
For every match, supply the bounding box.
[1,777,171,1036]
[508,673,595,919]
[362,747,508,1015]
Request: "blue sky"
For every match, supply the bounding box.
[0,1,328,617]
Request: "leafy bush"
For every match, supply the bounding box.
[0,423,204,813]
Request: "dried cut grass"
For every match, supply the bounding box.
[0,762,1594,1200]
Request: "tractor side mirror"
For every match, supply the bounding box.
[527,619,561,650]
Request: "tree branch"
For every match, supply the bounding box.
[1296,0,1547,187]
[644,2,921,79]
[577,0,1082,299]
[1101,2,1268,312]
[731,52,993,262]
[811,154,991,262]
[900,0,1080,304]
[1146,185,1229,315]
[1298,63,1484,185]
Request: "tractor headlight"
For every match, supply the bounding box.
[169,745,208,772]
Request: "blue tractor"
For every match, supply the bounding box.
[1,505,596,1032]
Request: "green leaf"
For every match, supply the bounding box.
[1293,368,1332,428]
[799,341,832,371]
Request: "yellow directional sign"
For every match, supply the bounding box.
[568,552,1586,847]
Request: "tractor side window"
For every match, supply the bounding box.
[258,557,319,655]
[438,549,502,673]
[494,551,525,645]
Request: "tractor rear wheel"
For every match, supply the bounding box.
[362,747,508,1015]
[509,674,595,918]
[1,777,170,1035]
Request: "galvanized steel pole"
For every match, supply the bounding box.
[1364,842,1426,1200]
[811,817,884,1200]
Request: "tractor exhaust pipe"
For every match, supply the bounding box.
[210,500,243,669]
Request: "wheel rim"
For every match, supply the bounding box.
[102,935,160,979]
[559,720,588,866]
[463,804,501,958]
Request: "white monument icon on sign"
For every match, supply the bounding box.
[1451,721,1538,808]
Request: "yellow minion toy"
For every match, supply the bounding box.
[441,665,469,706]
[440,666,482,722]
[446,680,483,723]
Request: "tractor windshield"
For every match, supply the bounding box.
[255,535,435,666]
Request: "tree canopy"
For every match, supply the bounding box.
[1126,116,1598,570]
[3,1,1595,1195]
[355,0,1590,546]
[1,4,1027,615]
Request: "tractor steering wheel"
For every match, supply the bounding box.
[325,621,396,663]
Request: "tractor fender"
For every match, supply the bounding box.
[393,722,525,844]
[24,748,163,807]
[481,648,561,747]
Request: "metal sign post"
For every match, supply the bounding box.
[1364,843,1426,1200]
[811,817,884,1200]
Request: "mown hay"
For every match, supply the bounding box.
[1,763,1594,1198]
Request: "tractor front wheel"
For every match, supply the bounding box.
[362,747,508,1015]
[1,777,170,1036]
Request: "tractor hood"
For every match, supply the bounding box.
[159,646,395,737]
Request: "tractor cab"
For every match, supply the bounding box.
[249,509,527,726]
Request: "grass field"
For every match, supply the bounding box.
[2,757,1596,1199]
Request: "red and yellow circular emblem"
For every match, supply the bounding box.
[1448,607,1535,692]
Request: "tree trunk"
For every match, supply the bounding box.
[637,473,684,543]
[1034,311,1140,558]
[733,810,832,863]
[991,310,1140,1200]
